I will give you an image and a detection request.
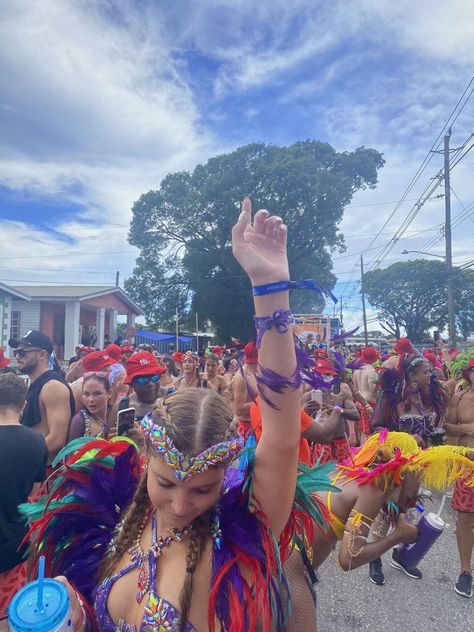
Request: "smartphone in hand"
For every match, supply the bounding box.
[117,407,136,436]
[311,389,323,405]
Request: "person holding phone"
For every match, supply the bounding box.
[110,352,167,435]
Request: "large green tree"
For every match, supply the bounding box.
[364,260,474,342]
[125,141,384,341]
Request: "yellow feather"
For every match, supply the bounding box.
[403,446,474,490]
[355,432,418,464]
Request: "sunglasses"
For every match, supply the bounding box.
[133,374,161,385]
[13,347,43,358]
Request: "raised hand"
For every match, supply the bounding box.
[232,197,289,286]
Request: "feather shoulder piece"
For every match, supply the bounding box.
[209,444,336,632]
[19,437,141,602]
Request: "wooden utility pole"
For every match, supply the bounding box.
[360,255,369,346]
[444,129,456,346]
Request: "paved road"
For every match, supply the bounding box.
[317,492,473,632]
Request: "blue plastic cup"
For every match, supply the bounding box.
[8,578,72,632]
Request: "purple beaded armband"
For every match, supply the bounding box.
[254,310,292,349]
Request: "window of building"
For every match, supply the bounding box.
[10,310,21,340]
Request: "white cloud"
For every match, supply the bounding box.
[0,0,221,286]
[1,0,473,339]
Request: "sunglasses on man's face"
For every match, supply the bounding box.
[133,374,161,385]
[13,347,43,358]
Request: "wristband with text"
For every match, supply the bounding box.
[252,278,337,303]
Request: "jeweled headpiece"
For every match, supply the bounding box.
[140,414,244,480]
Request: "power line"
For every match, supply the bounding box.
[340,74,474,305]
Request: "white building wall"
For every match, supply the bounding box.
[11,299,41,337]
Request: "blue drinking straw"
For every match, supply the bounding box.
[37,556,45,611]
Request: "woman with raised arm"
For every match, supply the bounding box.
[20,198,310,632]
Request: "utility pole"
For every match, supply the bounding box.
[339,297,343,328]
[195,313,199,353]
[115,271,120,287]
[444,129,456,347]
[175,307,179,350]
[360,255,369,346]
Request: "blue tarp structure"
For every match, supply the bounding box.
[134,329,212,354]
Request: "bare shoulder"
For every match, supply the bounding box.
[41,378,70,401]
[233,372,245,388]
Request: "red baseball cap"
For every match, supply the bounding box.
[244,341,258,365]
[123,352,166,384]
[106,344,122,362]
[394,338,413,355]
[82,351,115,373]
[0,348,10,369]
[314,359,338,375]
[172,351,184,363]
[461,357,474,383]
[121,345,134,354]
[360,347,379,364]
[79,346,94,354]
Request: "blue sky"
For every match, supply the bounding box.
[1,0,473,331]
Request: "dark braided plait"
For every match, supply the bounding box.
[178,516,210,632]
[98,471,150,581]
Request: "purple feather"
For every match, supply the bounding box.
[21,444,140,602]
[331,351,346,374]
[212,467,290,631]
[331,326,359,342]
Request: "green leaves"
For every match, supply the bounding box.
[126,141,384,342]
[364,260,474,342]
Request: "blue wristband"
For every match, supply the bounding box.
[252,281,292,296]
[252,278,338,303]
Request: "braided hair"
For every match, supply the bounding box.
[99,388,235,628]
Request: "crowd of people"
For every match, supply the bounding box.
[0,198,473,631]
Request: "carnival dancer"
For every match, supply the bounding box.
[309,431,474,575]
[21,198,328,632]
[444,357,474,598]
[232,341,259,440]
[368,341,448,585]
[158,354,180,393]
[351,347,378,442]
[371,341,447,446]
[67,373,112,441]
[202,352,231,400]
[174,351,209,390]
[301,355,360,463]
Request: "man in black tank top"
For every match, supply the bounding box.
[9,330,74,465]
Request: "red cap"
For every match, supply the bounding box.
[123,352,166,384]
[423,350,437,366]
[82,351,115,373]
[121,345,134,354]
[314,359,338,375]
[172,351,184,363]
[313,348,328,359]
[394,337,413,355]
[106,344,122,362]
[212,346,223,356]
[360,347,379,364]
[461,357,474,382]
[0,348,10,369]
[243,342,258,364]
